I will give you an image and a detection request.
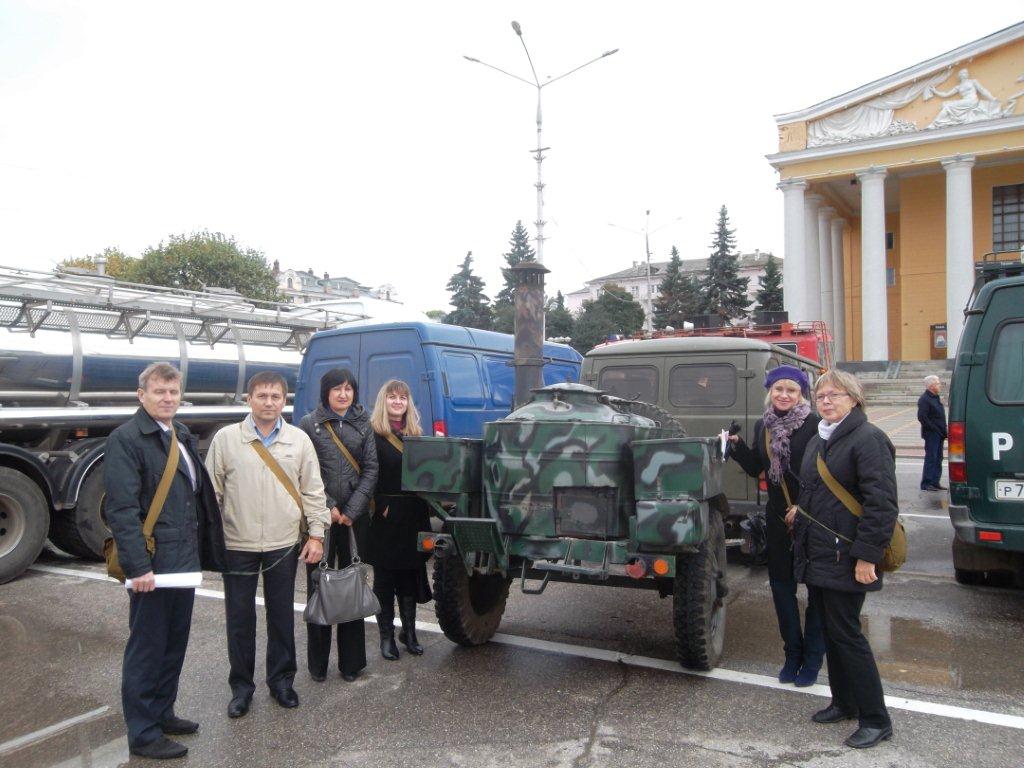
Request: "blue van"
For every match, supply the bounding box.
[294,322,583,437]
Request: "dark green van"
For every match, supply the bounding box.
[580,337,819,534]
[948,267,1024,586]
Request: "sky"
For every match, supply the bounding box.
[1,2,1021,314]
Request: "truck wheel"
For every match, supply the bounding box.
[432,552,510,646]
[50,464,107,560]
[674,511,727,670]
[0,467,50,585]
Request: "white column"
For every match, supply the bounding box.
[803,193,823,321]
[779,179,807,322]
[830,217,847,362]
[858,167,888,361]
[942,155,975,359]
[818,206,836,335]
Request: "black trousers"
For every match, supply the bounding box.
[921,431,944,489]
[808,585,891,729]
[373,566,429,611]
[122,587,195,748]
[223,545,299,698]
[305,523,366,676]
[770,579,825,671]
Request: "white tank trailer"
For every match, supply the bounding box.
[0,266,358,582]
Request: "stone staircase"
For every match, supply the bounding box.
[858,360,953,407]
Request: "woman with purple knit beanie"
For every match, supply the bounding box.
[727,365,825,686]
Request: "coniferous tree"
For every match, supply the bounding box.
[753,253,784,314]
[444,251,493,330]
[544,291,575,341]
[492,220,537,334]
[573,283,646,353]
[652,246,702,329]
[699,205,750,321]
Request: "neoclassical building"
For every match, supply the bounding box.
[769,21,1024,361]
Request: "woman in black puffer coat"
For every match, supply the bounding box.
[792,369,897,750]
[298,368,378,683]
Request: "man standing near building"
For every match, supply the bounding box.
[105,362,227,760]
[205,371,330,719]
[917,374,948,491]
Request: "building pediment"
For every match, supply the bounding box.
[776,22,1024,153]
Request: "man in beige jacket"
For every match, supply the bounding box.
[205,371,330,718]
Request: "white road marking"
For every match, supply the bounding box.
[0,706,110,757]
[899,513,949,519]
[27,564,1024,732]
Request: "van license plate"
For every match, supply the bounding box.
[994,481,1024,500]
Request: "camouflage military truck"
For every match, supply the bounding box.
[402,382,729,670]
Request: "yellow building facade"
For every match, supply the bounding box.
[768,22,1024,361]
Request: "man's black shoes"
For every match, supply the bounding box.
[160,715,199,735]
[227,695,252,719]
[812,704,857,723]
[341,671,359,682]
[129,736,188,759]
[271,687,299,709]
[845,725,893,748]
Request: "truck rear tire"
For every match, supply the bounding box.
[432,552,510,646]
[674,510,727,670]
[0,467,50,584]
[952,537,1021,587]
[50,464,107,561]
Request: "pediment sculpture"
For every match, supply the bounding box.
[925,69,1020,129]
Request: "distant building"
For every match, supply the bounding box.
[271,260,397,306]
[564,250,776,325]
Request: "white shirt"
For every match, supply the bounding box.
[158,421,197,491]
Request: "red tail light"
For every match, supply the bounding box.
[978,530,1003,542]
[758,475,768,493]
[432,420,447,437]
[949,421,966,483]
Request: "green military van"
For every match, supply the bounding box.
[948,263,1024,586]
[580,337,820,534]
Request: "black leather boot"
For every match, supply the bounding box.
[377,598,399,661]
[398,596,424,655]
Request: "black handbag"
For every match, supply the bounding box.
[303,526,380,626]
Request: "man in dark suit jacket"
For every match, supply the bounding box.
[105,362,226,760]
[917,374,948,491]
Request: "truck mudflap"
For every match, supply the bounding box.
[418,517,508,575]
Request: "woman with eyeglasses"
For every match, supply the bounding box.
[789,369,897,750]
[727,366,824,687]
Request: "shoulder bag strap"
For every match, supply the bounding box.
[142,427,180,548]
[385,431,404,454]
[816,452,863,518]
[764,427,793,508]
[249,440,303,511]
[326,422,361,475]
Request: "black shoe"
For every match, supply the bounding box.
[845,725,893,748]
[271,687,299,709]
[398,596,424,655]
[160,715,199,735]
[310,670,326,683]
[129,736,188,759]
[341,670,359,682]
[227,695,251,719]
[378,618,400,661]
[812,704,857,724]
[934,484,948,490]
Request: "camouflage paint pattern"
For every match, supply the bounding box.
[634,499,707,549]
[632,438,724,501]
[403,437,482,494]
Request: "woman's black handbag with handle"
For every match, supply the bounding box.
[303,526,380,626]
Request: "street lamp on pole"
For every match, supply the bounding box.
[608,212,682,332]
[465,22,618,265]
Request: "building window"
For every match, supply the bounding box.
[886,267,896,287]
[993,183,1024,253]
[885,232,894,250]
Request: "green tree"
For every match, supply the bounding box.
[129,231,281,301]
[425,309,447,322]
[444,251,493,330]
[572,283,645,352]
[699,205,750,321]
[492,220,537,334]
[61,247,137,279]
[544,290,575,341]
[753,253,784,314]
[652,246,702,329]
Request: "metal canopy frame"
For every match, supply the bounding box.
[0,266,364,351]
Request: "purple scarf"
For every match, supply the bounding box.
[762,401,811,484]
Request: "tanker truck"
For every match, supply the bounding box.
[0,266,360,583]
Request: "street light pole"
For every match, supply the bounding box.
[465,22,618,265]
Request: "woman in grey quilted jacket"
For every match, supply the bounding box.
[298,368,378,682]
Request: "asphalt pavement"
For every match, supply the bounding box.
[2,459,1023,768]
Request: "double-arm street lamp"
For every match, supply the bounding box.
[465,21,618,265]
